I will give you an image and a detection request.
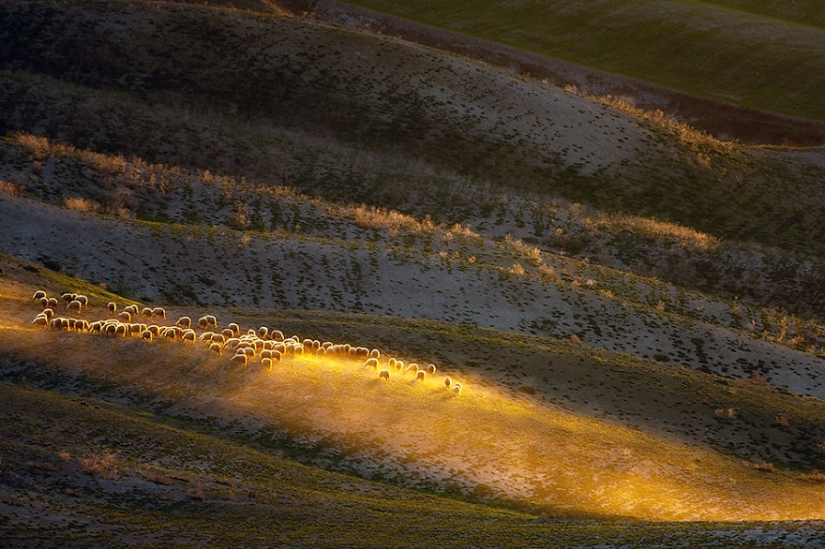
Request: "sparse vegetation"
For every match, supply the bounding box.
[2,0,825,545]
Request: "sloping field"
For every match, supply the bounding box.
[340,0,825,122]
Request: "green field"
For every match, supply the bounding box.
[343,0,825,121]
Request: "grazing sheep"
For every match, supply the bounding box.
[75,319,90,332]
[395,360,404,371]
[32,290,47,301]
[152,307,166,319]
[224,338,240,352]
[182,329,196,343]
[257,326,269,338]
[416,370,426,382]
[124,305,138,315]
[230,353,248,367]
[262,357,273,371]
[39,297,49,308]
[211,334,225,345]
[363,357,379,369]
[452,384,462,395]
[32,315,49,328]
[208,342,222,356]
[115,324,128,337]
[227,322,241,337]
[271,350,282,363]
[141,307,153,318]
[60,292,75,303]
[41,308,55,320]
[90,321,103,333]
[242,347,255,358]
[379,369,390,383]
[221,328,234,339]
[261,349,273,360]
[426,364,437,375]
[177,316,192,329]
[118,311,132,323]
[107,302,117,315]
[75,295,88,306]
[47,298,58,308]
[199,331,215,342]
[444,377,452,388]
[388,357,397,369]
[148,325,160,336]
[141,330,154,342]
[269,329,284,342]
[67,300,83,313]
[369,349,380,359]
[406,363,419,373]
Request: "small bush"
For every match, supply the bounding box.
[80,450,118,479]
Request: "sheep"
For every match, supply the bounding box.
[176,316,191,329]
[199,331,215,342]
[107,302,117,315]
[118,311,132,323]
[75,319,90,332]
[369,348,380,359]
[47,298,58,308]
[124,304,138,315]
[182,329,196,343]
[227,322,241,337]
[141,330,154,342]
[31,315,49,328]
[208,342,222,356]
[261,349,273,360]
[32,290,47,301]
[262,357,273,371]
[444,377,452,388]
[60,292,75,303]
[388,357,397,370]
[130,323,144,336]
[41,308,55,320]
[224,338,240,352]
[148,324,161,336]
[416,370,426,382]
[395,360,404,371]
[242,347,255,358]
[141,307,153,319]
[39,297,49,308]
[211,334,226,345]
[363,357,379,369]
[271,350,282,363]
[452,383,462,395]
[379,369,390,383]
[426,364,437,375]
[406,363,419,373]
[75,295,88,306]
[198,315,217,329]
[258,326,269,339]
[230,353,248,367]
[152,307,166,319]
[269,329,284,342]
[220,328,234,339]
[115,324,128,337]
[66,300,83,313]
[90,321,104,333]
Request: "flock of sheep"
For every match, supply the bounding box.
[29,290,463,395]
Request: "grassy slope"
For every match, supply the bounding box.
[2,0,825,542]
[340,0,825,121]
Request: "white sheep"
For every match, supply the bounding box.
[363,357,379,369]
[41,308,55,320]
[141,330,154,342]
[75,319,90,332]
[39,297,49,308]
[124,304,138,315]
[47,298,58,308]
[141,307,153,319]
[270,329,284,342]
[230,353,248,367]
[227,322,241,337]
[211,334,226,345]
[66,300,83,313]
[31,315,49,328]
[60,292,75,303]
[32,290,47,301]
[177,316,192,329]
[395,360,404,371]
[416,370,426,382]
[118,311,132,323]
[262,357,273,371]
[152,307,166,319]
[208,342,222,356]
[182,329,196,343]
[406,363,419,373]
[426,364,437,375]
[452,383,462,395]
[107,302,117,315]
[271,350,282,363]
[379,369,390,383]
[199,331,215,342]
[444,377,452,388]
[75,295,88,306]
[258,326,269,338]
[369,348,381,359]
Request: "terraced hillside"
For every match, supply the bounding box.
[2,0,825,545]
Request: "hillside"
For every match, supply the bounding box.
[2,0,825,545]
